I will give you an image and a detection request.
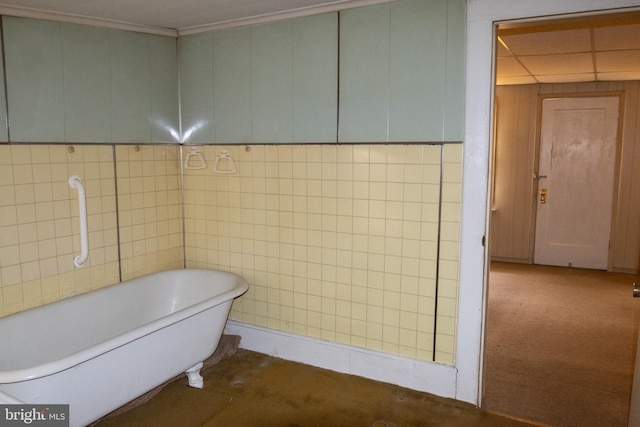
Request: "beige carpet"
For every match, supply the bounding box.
[483,262,640,427]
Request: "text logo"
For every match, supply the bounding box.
[0,405,69,427]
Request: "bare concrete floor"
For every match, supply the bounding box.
[94,349,536,427]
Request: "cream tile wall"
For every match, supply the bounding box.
[183,143,462,364]
[0,144,184,318]
[115,145,184,280]
[0,142,461,365]
[0,144,119,317]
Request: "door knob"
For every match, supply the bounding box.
[634,283,640,298]
[539,188,547,204]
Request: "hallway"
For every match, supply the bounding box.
[483,262,640,426]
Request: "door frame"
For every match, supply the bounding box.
[458,0,640,406]
[531,93,625,270]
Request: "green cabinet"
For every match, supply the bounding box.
[179,12,338,144]
[3,16,179,143]
[339,0,465,142]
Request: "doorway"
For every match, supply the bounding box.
[483,10,640,426]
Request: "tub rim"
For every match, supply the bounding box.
[0,268,248,384]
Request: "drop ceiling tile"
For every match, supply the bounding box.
[597,71,640,81]
[520,52,593,75]
[535,73,595,83]
[500,29,591,56]
[496,75,538,86]
[496,57,529,77]
[496,40,512,58]
[594,23,640,51]
[596,50,640,72]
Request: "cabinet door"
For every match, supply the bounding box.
[4,17,65,142]
[339,0,465,142]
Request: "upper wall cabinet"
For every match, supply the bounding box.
[3,17,179,144]
[180,12,338,144]
[339,0,465,143]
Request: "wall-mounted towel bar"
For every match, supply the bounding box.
[184,147,206,170]
[69,175,88,268]
[213,149,237,174]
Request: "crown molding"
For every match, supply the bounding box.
[0,0,400,37]
[0,5,178,37]
[178,0,397,36]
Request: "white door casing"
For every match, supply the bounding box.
[534,96,619,270]
[462,0,639,407]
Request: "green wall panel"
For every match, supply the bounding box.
[179,32,214,144]
[149,35,180,143]
[339,4,390,143]
[251,20,294,143]
[339,0,466,142]
[213,27,252,143]
[4,17,65,142]
[293,13,338,143]
[110,30,152,143]
[443,0,466,142]
[4,16,179,144]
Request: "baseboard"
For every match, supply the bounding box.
[225,319,458,399]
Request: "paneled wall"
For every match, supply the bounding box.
[0,144,183,317]
[491,81,640,273]
[183,143,462,365]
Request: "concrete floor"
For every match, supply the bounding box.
[94,349,536,427]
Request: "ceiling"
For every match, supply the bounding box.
[0,1,637,85]
[497,11,640,85]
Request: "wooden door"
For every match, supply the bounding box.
[534,96,619,270]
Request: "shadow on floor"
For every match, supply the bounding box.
[95,349,537,427]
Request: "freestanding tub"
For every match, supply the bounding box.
[0,268,248,427]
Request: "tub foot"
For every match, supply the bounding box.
[186,362,204,389]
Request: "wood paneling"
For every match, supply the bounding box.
[491,81,640,273]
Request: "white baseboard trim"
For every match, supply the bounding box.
[225,319,458,399]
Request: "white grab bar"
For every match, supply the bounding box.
[68,175,88,268]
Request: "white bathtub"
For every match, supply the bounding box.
[0,268,248,427]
